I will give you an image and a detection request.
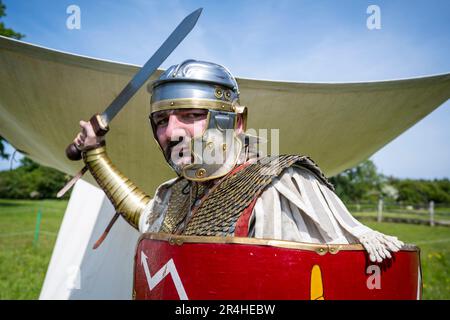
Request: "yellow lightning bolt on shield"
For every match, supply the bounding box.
[310,265,325,300]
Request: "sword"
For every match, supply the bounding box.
[58,8,202,198]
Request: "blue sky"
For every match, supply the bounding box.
[1,0,449,178]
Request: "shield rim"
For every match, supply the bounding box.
[136,232,419,253]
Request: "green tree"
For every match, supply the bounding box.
[0,157,70,199]
[0,0,23,39]
[331,160,450,205]
[330,159,385,203]
[20,156,40,171]
[0,0,24,159]
[388,177,450,205]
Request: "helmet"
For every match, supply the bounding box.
[148,60,248,181]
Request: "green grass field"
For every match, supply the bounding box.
[0,199,449,299]
[0,199,66,299]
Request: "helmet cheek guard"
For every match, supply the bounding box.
[183,110,243,181]
[148,60,247,182]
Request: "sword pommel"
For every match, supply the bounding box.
[65,143,82,161]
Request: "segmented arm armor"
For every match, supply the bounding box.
[83,145,151,230]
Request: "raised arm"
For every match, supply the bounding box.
[74,120,151,230]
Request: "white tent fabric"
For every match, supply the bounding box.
[39,179,139,300]
[1,36,449,299]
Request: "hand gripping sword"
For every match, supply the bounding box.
[57,8,202,198]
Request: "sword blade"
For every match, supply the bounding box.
[101,8,203,124]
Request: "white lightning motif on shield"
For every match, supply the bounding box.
[140,251,188,300]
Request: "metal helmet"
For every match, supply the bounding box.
[148,59,248,182]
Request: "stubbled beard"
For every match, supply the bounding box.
[164,138,191,175]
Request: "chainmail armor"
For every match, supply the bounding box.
[160,155,333,236]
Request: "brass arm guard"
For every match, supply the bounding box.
[83,146,151,230]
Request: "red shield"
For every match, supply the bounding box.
[133,233,421,300]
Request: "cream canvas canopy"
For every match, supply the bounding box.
[0,35,449,193]
[1,35,449,300]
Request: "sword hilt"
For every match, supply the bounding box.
[65,114,109,161]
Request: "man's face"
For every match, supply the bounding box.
[152,108,209,168]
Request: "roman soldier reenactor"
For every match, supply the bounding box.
[73,60,403,263]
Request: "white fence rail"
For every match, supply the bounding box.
[347,201,450,227]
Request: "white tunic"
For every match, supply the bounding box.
[139,166,373,243]
[248,166,372,243]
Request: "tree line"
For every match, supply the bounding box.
[0,157,70,199]
[329,160,450,205]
